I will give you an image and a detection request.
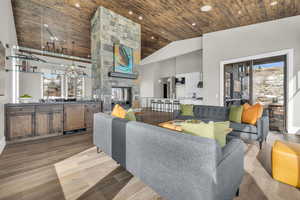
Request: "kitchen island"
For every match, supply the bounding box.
[5,101,102,143]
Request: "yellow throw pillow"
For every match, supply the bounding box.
[111,104,127,119]
[242,103,263,125]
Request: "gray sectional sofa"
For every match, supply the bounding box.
[94,113,245,200]
[175,105,269,149]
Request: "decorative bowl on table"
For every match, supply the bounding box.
[19,94,33,103]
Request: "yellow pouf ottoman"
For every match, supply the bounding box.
[272,140,300,187]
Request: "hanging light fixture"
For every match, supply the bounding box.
[65,41,82,78]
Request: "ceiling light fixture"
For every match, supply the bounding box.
[75,3,80,8]
[192,23,196,26]
[201,5,212,12]
[270,1,278,6]
[138,16,143,20]
[238,10,242,15]
[129,11,133,15]
[151,36,155,40]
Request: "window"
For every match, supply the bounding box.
[42,73,85,99]
[42,74,63,99]
[66,77,84,98]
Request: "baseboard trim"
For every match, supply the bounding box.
[0,137,6,155]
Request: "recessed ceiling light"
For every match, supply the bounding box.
[238,10,242,15]
[129,11,133,15]
[192,23,196,26]
[75,3,80,8]
[270,1,278,6]
[138,16,143,20]
[201,5,212,12]
[151,36,155,40]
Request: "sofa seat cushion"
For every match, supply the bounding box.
[228,131,259,141]
[230,122,257,134]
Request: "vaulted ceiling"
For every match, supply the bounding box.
[12,0,300,59]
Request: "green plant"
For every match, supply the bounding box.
[20,94,32,98]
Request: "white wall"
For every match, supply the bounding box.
[0,0,17,149]
[19,73,42,101]
[202,15,300,132]
[142,37,202,65]
[140,50,203,97]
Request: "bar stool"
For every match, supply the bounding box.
[150,99,157,111]
[165,99,172,112]
[157,100,163,112]
[172,100,180,112]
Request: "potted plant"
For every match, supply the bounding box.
[19,94,33,103]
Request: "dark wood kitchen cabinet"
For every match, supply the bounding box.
[5,102,102,143]
[84,103,102,131]
[63,104,85,131]
[5,106,35,141]
[35,105,63,136]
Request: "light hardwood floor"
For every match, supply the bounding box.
[0,133,299,200]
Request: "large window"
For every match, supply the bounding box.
[42,74,63,99]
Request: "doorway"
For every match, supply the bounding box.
[224,55,287,132]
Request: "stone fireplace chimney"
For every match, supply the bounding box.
[91,7,141,112]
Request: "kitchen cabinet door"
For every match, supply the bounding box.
[6,106,35,141]
[84,103,102,129]
[64,104,85,131]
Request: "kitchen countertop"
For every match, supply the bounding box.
[5,100,102,107]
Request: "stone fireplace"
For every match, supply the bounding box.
[91,7,141,112]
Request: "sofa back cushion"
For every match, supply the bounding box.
[126,121,222,200]
[194,105,229,121]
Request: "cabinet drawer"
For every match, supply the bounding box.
[7,106,35,114]
[36,105,63,112]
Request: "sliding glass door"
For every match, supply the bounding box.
[224,55,287,132]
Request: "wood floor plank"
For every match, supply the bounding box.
[0,132,299,200]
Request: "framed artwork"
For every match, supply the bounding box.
[114,44,133,74]
[0,41,5,71]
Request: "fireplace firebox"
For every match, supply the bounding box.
[111,87,132,109]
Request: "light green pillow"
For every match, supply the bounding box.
[125,109,136,121]
[180,104,194,116]
[229,106,243,123]
[214,121,231,147]
[182,121,231,147]
[182,121,214,138]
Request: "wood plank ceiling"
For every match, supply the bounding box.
[12,0,300,59]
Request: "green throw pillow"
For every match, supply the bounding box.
[181,121,231,147]
[229,105,243,123]
[182,121,214,138]
[214,121,231,147]
[180,104,194,116]
[125,109,136,121]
